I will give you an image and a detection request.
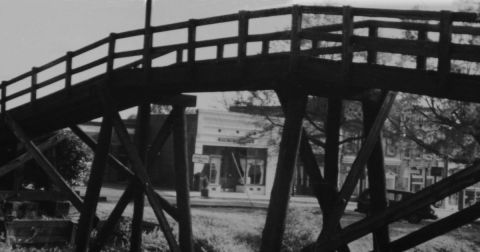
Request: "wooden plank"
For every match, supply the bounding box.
[389,201,480,252]
[75,114,113,252]
[316,161,480,251]
[317,91,396,246]
[3,114,83,211]
[362,93,390,251]
[260,91,307,252]
[0,133,65,178]
[352,36,437,58]
[90,183,135,252]
[172,106,194,252]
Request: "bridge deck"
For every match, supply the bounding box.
[1,5,480,141]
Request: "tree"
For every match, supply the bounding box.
[23,130,93,189]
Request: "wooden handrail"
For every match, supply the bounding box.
[1,5,480,114]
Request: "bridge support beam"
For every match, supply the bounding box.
[173,105,194,252]
[75,113,113,252]
[260,91,307,252]
[362,92,391,252]
[315,91,396,251]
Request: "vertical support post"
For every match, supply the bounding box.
[342,6,354,83]
[324,98,342,194]
[260,91,307,252]
[438,11,452,87]
[173,106,194,252]
[131,102,150,252]
[130,2,153,250]
[75,115,113,252]
[363,93,390,251]
[65,51,73,90]
[30,67,37,103]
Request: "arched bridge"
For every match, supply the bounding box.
[1,4,480,252]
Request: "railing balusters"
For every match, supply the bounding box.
[65,51,73,90]
[31,68,38,103]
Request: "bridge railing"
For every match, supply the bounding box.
[1,5,479,114]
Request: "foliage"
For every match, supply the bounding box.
[23,130,93,189]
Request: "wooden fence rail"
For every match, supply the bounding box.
[1,5,479,114]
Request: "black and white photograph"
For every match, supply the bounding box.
[0,0,480,251]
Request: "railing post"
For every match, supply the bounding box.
[367,24,378,65]
[106,33,116,81]
[261,39,269,56]
[65,51,73,90]
[342,6,354,84]
[1,81,6,115]
[417,28,427,70]
[188,19,197,79]
[143,16,153,82]
[31,67,38,103]
[238,11,249,62]
[216,44,224,61]
[289,5,302,73]
[176,49,183,63]
[188,19,197,64]
[438,10,452,87]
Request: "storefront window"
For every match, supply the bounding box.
[203,146,267,190]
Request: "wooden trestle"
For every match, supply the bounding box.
[2,3,480,252]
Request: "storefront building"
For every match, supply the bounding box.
[192,109,280,196]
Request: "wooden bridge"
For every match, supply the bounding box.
[1,4,480,252]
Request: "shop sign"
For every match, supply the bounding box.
[192,154,210,164]
[217,137,254,144]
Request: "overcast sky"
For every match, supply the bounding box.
[0,0,461,112]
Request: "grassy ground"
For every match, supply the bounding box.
[3,205,480,251]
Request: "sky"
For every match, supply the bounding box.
[0,0,463,114]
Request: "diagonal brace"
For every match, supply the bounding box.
[3,113,83,211]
